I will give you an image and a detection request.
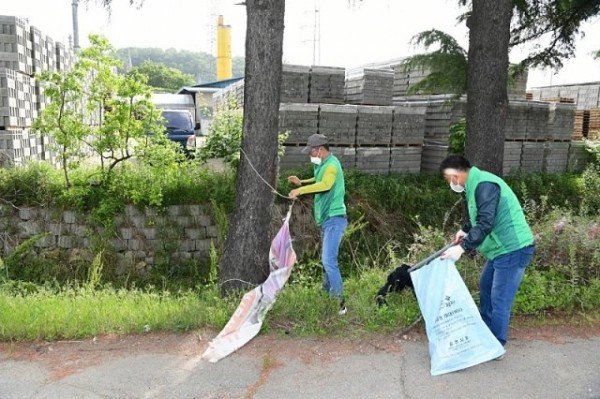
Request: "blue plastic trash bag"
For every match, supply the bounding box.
[410,257,505,376]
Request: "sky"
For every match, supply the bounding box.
[4,0,600,88]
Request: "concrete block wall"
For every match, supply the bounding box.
[1,204,219,273]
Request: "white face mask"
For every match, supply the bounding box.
[450,177,465,193]
[310,148,322,165]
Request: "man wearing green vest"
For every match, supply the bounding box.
[439,155,535,348]
[287,133,348,315]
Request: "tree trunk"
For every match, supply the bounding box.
[219,0,285,294]
[465,0,513,176]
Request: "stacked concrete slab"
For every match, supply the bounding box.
[355,147,390,174]
[0,16,33,76]
[355,105,392,146]
[281,64,310,103]
[279,103,319,144]
[503,141,522,175]
[318,104,357,146]
[390,146,422,174]
[544,142,570,173]
[391,105,426,145]
[309,65,344,104]
[548,103,575,141]
[568,142,591,172]
[345,68,393,106]
[529,82,600,110]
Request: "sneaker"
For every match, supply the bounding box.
[338,299,347,316]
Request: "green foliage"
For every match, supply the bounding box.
[402,29,468,96]
[129,60,195,92]
[115,47,245,84]
[581,164,600,215]
[448,117,466,155]
[197,100,288,168]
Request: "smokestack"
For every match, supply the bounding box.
[72,0,80,51]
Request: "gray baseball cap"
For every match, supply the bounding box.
[302,133,329,154]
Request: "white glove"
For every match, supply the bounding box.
[454,230,468,244]
[441,245,465,261]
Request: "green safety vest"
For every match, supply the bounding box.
[313,155,346,225]
[465,166,534,259]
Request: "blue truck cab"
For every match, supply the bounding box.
[161,109,200,155]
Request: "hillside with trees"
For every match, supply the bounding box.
[115,47,245,85]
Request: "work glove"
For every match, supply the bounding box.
[441,245,465,261]
[454,230,468,244]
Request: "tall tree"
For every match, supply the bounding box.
[464,0,513,174]
[129,60,195,92]
[219,0,285,294]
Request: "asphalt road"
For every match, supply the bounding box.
[1,330,599,399]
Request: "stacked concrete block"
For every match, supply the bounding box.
[391,63,429,97]
[279,103,319,144]
[0,16,33,76]
[0,68,37,128]
[308,65,344,104]
[520,142,545,172]
[213,78,244,109]
[329,146,356,170]
[391,105,426,145]
[420,141,449,174]
[345,68,393,106]
[55,41,74,72]
[529,83,600,110]
[281,64,310,103]
[390,146,421,174]
[504,101,528,140]
[525,102,549,140]
[422,99,466,144]
[547,103,575,141]
[279,146,306,171]
[318,104,357,146]
[503,141,522,175]
[355,105,392,146]
[543,142,569,173]
[0,128,43,166]
[568,141,591,172]
[355,147,390,174]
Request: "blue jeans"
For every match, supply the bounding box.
[479,245,535,346]
[321,216,348,298]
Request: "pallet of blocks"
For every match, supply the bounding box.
[0,68,37,129]
[568,141,591,173]
[589,108,600,140]
[308,66,345,104]
[355,105,393,146]
[572,110,589,141]
[55,41,74,72]
[318,104,357,146]
[390,64,429,97]
[279,146,306,171]
[502,141,522,175]
[520,142,545,172]
[547,103,575,141]
[543,142,569,173]
[281,64,310,103]
[391,105,426,146]
[422,99,466,144]
[329,146,356,170]
[278,103,319,145]
[0,15,33,76]
[355,147,390,174]
[390,146,421,174]
[344,68,393,106]
[505,101,528,140]
[420,140,449,174]
[525,102,549,141]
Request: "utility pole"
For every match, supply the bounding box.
[72,0,80,51]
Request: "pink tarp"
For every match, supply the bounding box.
[202,207,296,362]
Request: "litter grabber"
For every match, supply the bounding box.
[375,243,454,306]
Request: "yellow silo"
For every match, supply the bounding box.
[217,15,232,81]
